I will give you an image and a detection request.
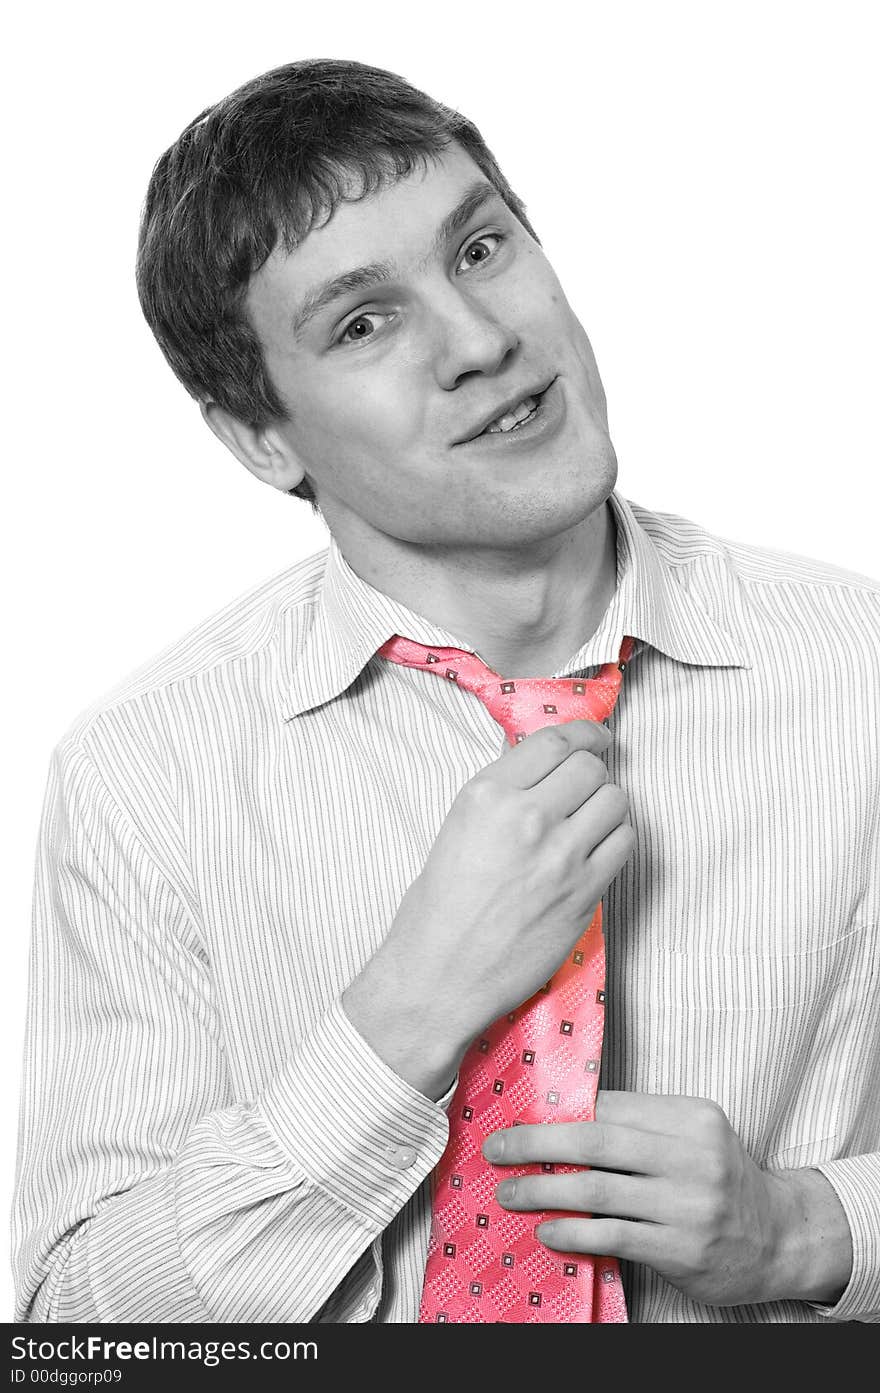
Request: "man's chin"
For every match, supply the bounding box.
[549,420,618,494]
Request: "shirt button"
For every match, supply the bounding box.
[385,1144,417,1170]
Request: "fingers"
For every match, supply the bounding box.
[488,722,630,856]
[495,1167,672,1224]
[483,1120,692,1176]
[564,781,632,858]
[540,748,611,818]
[556,812,635,903]
[497,720,612,792]
[534,1217,674,1269]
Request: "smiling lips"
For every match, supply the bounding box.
[458,379,554,444]
[481,395,539,435]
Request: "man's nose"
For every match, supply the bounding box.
[431,288,519,389]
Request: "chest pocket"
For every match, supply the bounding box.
[645,920,879,1166]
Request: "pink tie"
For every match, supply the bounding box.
[377,633,635,1323]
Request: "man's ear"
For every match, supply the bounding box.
[200,401,307,494]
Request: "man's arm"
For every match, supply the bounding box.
[12,738,450,1322]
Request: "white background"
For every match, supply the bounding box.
[3,0,878,1318]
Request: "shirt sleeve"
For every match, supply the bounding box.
[810,1155,880,1322]
[12,737,450,1323]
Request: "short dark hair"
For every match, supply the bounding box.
[136,59,537,511]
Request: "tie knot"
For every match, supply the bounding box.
[377,635,634,744]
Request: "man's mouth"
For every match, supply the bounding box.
[456,379,557,445]
[452,377,561,448]
[480,394,541,436]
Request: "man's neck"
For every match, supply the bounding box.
[334,499,619,678]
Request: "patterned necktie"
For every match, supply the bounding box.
[377,632,635,1323]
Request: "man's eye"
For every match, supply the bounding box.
[338,312,391,345]
[457,233,503,272]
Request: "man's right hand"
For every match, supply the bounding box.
[342,719,635,1099]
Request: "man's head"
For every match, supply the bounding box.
[138,59,617,556]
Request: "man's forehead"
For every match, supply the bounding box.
[247,145,502,321]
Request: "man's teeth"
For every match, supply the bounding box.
[483,395,539,435]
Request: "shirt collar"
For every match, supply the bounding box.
[277,490,752,720]
[562,490,753,676]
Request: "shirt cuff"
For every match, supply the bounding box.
[436,1074,460,1113]
[812,1154,880,1321]
[258,998,450,1233]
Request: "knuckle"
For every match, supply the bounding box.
[691,1190,720,1231]
[579,718,612,747]
[588,1123,608,1164]
[573,749,608,783]
[600,1218,626,1256]
[586,1171,608,1211]
[700,1150,730,1191]
[617,822,637,857]
[542,838,574,880]
[457,777,495,815]
[592,783,627,821]
[519,800,547,845]
[542,726,571,754]
[695,1098,728,1135]
[606,785,630,819]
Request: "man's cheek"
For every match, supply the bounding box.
[361,396,432,452]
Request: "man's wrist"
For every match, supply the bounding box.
[766,1166,853,1305]
[342,975,460,1101]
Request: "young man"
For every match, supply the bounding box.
[12,59,879,1323]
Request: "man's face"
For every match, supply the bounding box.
[246,143,617,550]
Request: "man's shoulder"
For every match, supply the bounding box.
[631,497,880,638]
[59,546,329,751]
[632,497,880,595]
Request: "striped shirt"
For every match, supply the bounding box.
[11,489,880,1323]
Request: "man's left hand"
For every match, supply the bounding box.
[483,1091,852,1306]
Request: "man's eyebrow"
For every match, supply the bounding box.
[292,261,395,339]
[431,180,504,255]
[290,181,504,340]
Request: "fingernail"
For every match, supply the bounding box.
[482,1134,504,1161]
[496,1180,516,1203]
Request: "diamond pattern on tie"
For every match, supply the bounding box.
[377,632,635,1323]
